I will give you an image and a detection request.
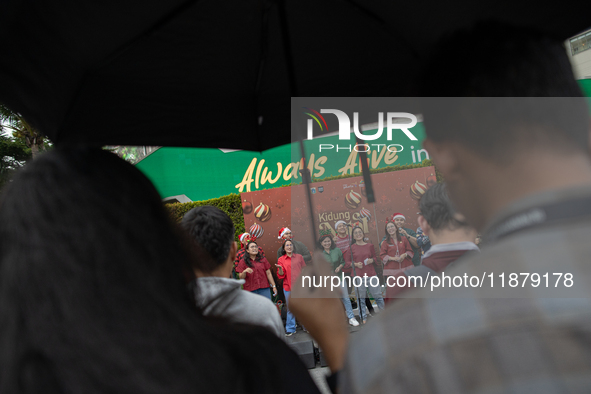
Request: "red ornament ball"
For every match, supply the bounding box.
[242,200,253,214]
[426,174,437,187]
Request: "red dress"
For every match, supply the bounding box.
[343,243,378,277]
[379,236,414,272]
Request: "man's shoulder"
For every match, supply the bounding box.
[405,227,417,236]
[225,291,284,332]
[342,214,591,393]
[294,240,309,249]
[343,285,591,393]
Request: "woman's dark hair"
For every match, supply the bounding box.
[0,148,285,393]
[281,239,295,256]
[244,241,261,266]
[384,220,401,244]
[350,226,365,245]
[318,235,335,250]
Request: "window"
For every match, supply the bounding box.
[570,31,591,56]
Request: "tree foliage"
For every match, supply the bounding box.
[0,131,31,189]
[0,104,49,158]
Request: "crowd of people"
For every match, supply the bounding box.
[1,20,590,394]
[225,208,440,332]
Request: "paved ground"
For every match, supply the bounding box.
[284,305,378,393]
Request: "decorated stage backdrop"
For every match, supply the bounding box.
[240,166,436,268]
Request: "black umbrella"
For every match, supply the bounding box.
[0,0,588,151]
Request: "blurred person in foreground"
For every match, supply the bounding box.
[0,147,323,394]
[181,206,284,338]
[387,183,479,299]
[340,21,591,393]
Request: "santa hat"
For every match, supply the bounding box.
[335,220,347,229]
[239,233,251,244]
[278,227,291,239]
[391,213,405,221]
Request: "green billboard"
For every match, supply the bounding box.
[136,123,428,202]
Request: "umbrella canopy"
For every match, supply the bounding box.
[0,0,588,151]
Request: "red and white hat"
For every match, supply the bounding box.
[278,227,291,239]
[391,213,405,221]
[239,233,251,244]
[335,220,347,229]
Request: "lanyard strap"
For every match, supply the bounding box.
[485,195,591,242]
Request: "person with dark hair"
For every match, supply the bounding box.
[236,241,277,301]
[379,219,414,302]
[379,220,414,271]
[319,233,359,327]
[0,147,323,394]
[276,239,306,336]
[417,183,479,266]
[342,226,384,324]
[276,227,312,264]
[390,213,421,266]
[234,232,266,269]
[386,183,479,299]
[181,206,284,338]
[340,21,591,393]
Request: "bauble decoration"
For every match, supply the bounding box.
[242,200,253,214]
[254,202,272,222]
[410,181,427,200]
[249,223,264,239]
[344,190,362,210]
[426,174,437,187]
[359,207,371,220]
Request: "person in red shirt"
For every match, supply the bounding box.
[276,239,306,336]
[380,221,414,270]
[234,233,266,268]
[343,226,384,323]
[380,220,414,302]
[235,241,277,301]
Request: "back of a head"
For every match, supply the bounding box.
[181,205,235,273]
[420,20,589,162]
[0,148,272,393]
[419,183,469,232]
